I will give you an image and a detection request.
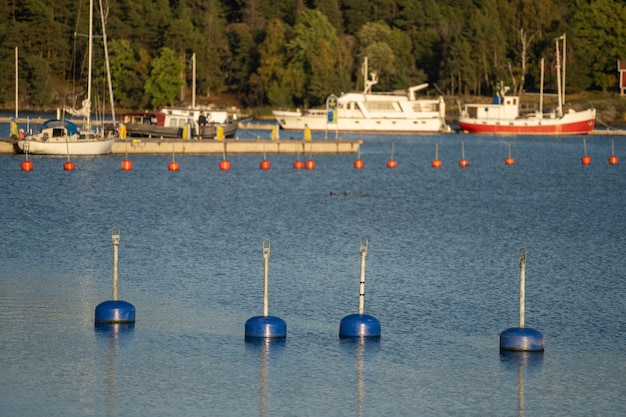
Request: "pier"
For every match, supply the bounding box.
[0,138,361,155]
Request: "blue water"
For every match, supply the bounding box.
[1,134,625,417]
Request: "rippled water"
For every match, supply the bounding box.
[1,133,624,416]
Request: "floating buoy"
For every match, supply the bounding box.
[21,159,34,171]
[219,159,231,171]
[64,160,76,171]
[609,138,619,165]
[505,143,515,166]
[432,142,442,168]
[245,240,286,339]
[293,159,304,170]
[354,147,364,169]
[95,227,136,325]
[581,138,591,165]
[168,143,180,170]
[459,141,469,167]
[305,159,316,170]
[387,141,397,168]
[500,249,544,352]
[339,238,381,338]
[121,159,133,171]
[220,144,231,170]
[260,147,271,170]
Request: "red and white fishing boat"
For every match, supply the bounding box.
[458,34,595,135]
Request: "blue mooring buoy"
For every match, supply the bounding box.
[95,300,136,323]
[245,240,286,339]
[500,249,543,352]
[94,227,136,325]
[339,238,381,338]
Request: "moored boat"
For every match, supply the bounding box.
[118,107,247,139]
[16,0,117,155]
[16,119,114,155]
[458,34,595,135]
[272,58,450,134]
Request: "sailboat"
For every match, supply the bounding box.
[16,0,116,155]
[458,34,596,135]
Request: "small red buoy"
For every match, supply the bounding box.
[505,143,515,165]
[354,159,364,169]
[387,141,397,168]
[21,160,34,171]
[432,143,442,168]
[219,160,231,171]
[121,159,133,171]
[293,159,304,169]
[459,141,469,167]
[168,161,180,171]
[609,139,618,165]
[260,159,271,170]
[64,161,76,171]
[305,159,316,170]
[581,138,591,165]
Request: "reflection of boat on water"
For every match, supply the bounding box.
[458,34,596,135]
[272,57,450,134]
[117,107,249,139]
[15,0,117,155]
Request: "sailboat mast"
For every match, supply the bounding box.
[555,36,563,118]
[562,33,566,106]
[192,52,196,108]
[99,0,116,130]
[14,47,19,119]
[87,0,93,129]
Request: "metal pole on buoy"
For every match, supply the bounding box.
[505,143,515,166]
[609,138,619,165]
[339,238,381,338]
[459,141,469,167]
[500,248,544,352]
[21,142,34,171]
[263,240,270,316]
[95,227,135,326]
[581,138,591,165]
[387,141,397,168]
[354,147,364,169]
[431,142,442,168]
[358,238,367,315]
[168,143,180,171]
[245,240,286,339]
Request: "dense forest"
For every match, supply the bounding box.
[1,0,626,113]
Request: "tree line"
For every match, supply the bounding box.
[1,0,625,112]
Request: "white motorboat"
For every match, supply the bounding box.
[272,58,450,134]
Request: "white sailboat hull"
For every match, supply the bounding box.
[17,137,115,155]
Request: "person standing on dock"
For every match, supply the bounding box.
[198,112,207,139]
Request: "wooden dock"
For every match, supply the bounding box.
[0,138,361,155]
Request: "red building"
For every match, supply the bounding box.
[619,60,626,95]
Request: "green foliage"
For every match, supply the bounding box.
[2,0,626,111]
[144,47,185,108]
